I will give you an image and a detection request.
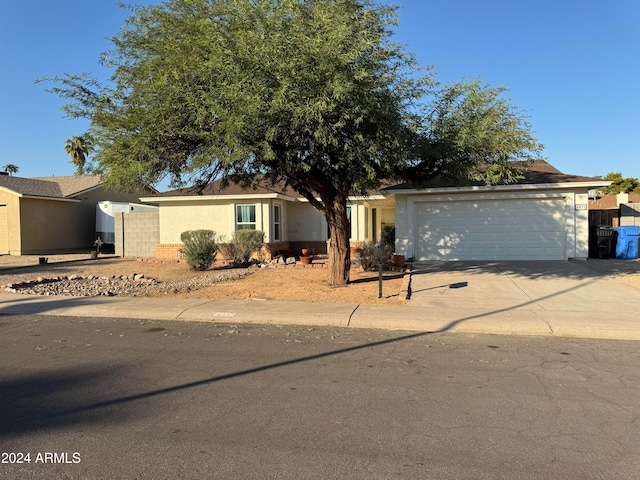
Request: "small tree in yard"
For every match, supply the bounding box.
[180,230,217,271]
[43,0,542,286]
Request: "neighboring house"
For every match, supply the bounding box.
[0,174,143,255]
[141,161,608,262]
[589,193,640,227]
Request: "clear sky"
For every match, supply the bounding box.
[1,0,638,189]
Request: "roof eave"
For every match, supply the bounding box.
[22,195,81,203]
[384,181,612,195]
[141,192,298,202]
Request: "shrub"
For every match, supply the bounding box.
[358,241,378,271]
[227,230,265,265]
[180,230,217,271]
[381,225,395,249]
[358,240,392,271]
[233,230,265,264]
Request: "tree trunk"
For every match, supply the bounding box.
[325,198,351,286]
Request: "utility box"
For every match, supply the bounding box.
[613,226,640,259]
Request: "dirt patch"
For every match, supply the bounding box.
[0,254,406,305]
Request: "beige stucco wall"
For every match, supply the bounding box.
[20,197,87,254]
[287,202,326,241]
[159,201,236,243]
[0,190,21,255]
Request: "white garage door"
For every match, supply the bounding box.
[415,198,566,260]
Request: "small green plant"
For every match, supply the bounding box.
[358,240,392,271]
[358,241,377,271]
[381,225,395,248]
[180,230,217,271]
[232,230,265,264]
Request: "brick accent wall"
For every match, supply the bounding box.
[156,243,184,261]
[114,212,160,258]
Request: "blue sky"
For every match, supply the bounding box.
[1,0,638,188]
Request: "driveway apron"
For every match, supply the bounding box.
[407,260,640,319]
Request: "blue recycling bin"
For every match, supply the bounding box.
[613,226,640,259]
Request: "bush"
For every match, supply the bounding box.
[381,225,395,249]
[358,240,393,271]
[233,230,265,264]
[180,230,217,271]
[358,241,377,271]
[217,230,265,265]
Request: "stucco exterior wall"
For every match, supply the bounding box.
[0,190,21,255]
[159,201,236,244]
[287,202,327,241]
[20,198,86,254]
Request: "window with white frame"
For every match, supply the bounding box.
[273,204,281,241]
[236,205,256,230]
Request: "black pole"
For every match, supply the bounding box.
[378,262,383,299]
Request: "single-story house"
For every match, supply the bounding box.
[0,174,143,255]
[141,161,609,262]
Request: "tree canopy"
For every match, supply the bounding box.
[597,172,640,195]
[64,135,94,175]
[43,0,543,285]
[2,164,18,176]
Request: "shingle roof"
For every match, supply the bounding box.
[0,174,104,199]
[382,160,605,191]
[589,194,640,210]
[147,161,607,199]
[32,176,103,197]
[152,178,304,198]
[0,175,65,198]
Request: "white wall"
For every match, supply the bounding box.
[393,188,591,260]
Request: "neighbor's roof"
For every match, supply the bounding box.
[0,174,103,199]
[32,175,103,197]
[589,194,640,210]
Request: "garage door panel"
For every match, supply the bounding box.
[415,199,566,261]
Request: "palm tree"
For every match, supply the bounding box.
[2,164,18,176]
[64,135,93,175]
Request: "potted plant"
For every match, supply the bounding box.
[300,247,312,265]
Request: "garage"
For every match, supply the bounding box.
[414,198,567,260]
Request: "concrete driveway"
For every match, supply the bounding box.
[405,260,640,336]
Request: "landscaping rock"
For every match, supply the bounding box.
[4,267,257,298]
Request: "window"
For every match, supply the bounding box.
[273,205,281,241]
[236,205,256,230]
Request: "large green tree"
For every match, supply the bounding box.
[598,172,640,195]
[43,0,542,285]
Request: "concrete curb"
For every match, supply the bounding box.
[2,292,640,341]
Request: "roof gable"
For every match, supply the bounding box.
[32,175,103,197]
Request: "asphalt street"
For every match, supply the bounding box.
[1,315,639,479]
